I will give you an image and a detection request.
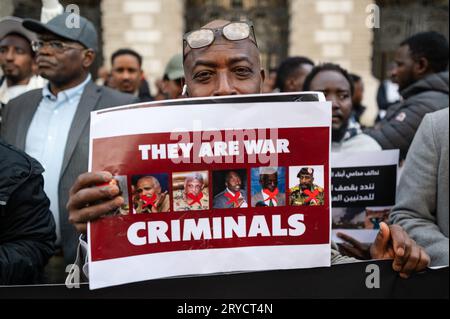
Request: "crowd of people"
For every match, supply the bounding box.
[0,2,448,287]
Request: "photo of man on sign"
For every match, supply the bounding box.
[173,171,209,211]
[213,169,248,209]
[251,167,286,207]
[132,174,170,213]
[289,166,325,206]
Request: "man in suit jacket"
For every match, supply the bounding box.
[0,13,137,279]
[251,167,285,207]
[213,171,248,209]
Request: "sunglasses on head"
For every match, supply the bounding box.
[183,21,258,52]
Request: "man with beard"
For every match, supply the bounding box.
[303,63,381,153]
[0,17,43,128]
[173,172,209,211]
[366,31,448,161]
[213,170,248,209]
[251,167,285,207]
[133,176,169,213]
[289,167,324,206]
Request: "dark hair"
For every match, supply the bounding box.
[303,63,354,96]
[275,56,315,91]
[111,48,143,67]
[350,73,362,83]
[401,31,449,73]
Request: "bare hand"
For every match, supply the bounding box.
[336,232,371,260]
[370,222,430,278]
[67,171,124,234]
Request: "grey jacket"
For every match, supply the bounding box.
[1,81,138,264]
[366,72,449,160]
[389,108,449,266]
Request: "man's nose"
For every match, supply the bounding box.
[122,71,131,80]
[328,95,341,110]
[213,72,238,96]
[5,48,15,61]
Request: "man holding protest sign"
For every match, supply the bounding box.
[67,19,429,281]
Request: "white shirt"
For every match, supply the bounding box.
[0,75,46,105]
[261,190,278,206]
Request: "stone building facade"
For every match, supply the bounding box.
[1,0,448,125]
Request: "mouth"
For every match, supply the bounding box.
[332,115,342,125]
[37,57,56,68]
[3,64,18,73]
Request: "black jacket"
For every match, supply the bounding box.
[0,140,56,284]
[366,71,449,160]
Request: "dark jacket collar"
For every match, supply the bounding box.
[401,71,449,99]
[0,140,44,205]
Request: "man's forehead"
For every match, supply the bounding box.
[184,40,259,69]
[0,33,30,45]
[202,19,230,29]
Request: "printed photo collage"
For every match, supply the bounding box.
[107,165,325,216]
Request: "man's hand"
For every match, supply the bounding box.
[370,222,430,278]
[336,232,371,260]
[67,172,124,234]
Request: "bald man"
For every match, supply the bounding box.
[67,19,430,278]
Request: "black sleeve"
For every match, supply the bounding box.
[0,174,56,284]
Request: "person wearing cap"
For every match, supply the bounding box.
[0,17,45,124]
[67,19,430,279]
[289,167,324,206]
[251,167,285,207]
[1,13,137,282]
[110,48,153,102]
[0,0,64,114]
[161,53,185,100]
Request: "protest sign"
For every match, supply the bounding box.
[331,150,399,243]
[88,93,331,289]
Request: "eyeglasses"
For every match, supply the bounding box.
[31,40,84,53]
[183,21,258,51]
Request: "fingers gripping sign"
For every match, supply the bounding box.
[67,171,124,234]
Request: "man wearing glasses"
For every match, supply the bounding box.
[67,19,430,280]
[1,13,137,283]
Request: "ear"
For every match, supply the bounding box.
[82,49,96,69]
[414,57,429,76]
[260,68,266,92]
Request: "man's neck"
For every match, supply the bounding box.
[6,76,31,87]
[49,73,89,96]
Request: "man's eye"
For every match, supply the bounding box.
[194,71,212,81]
[339,93,349,100]
[50,41,64,49]
[15,48,25,54]
[0,47,6,54]
[234,67,252,77]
